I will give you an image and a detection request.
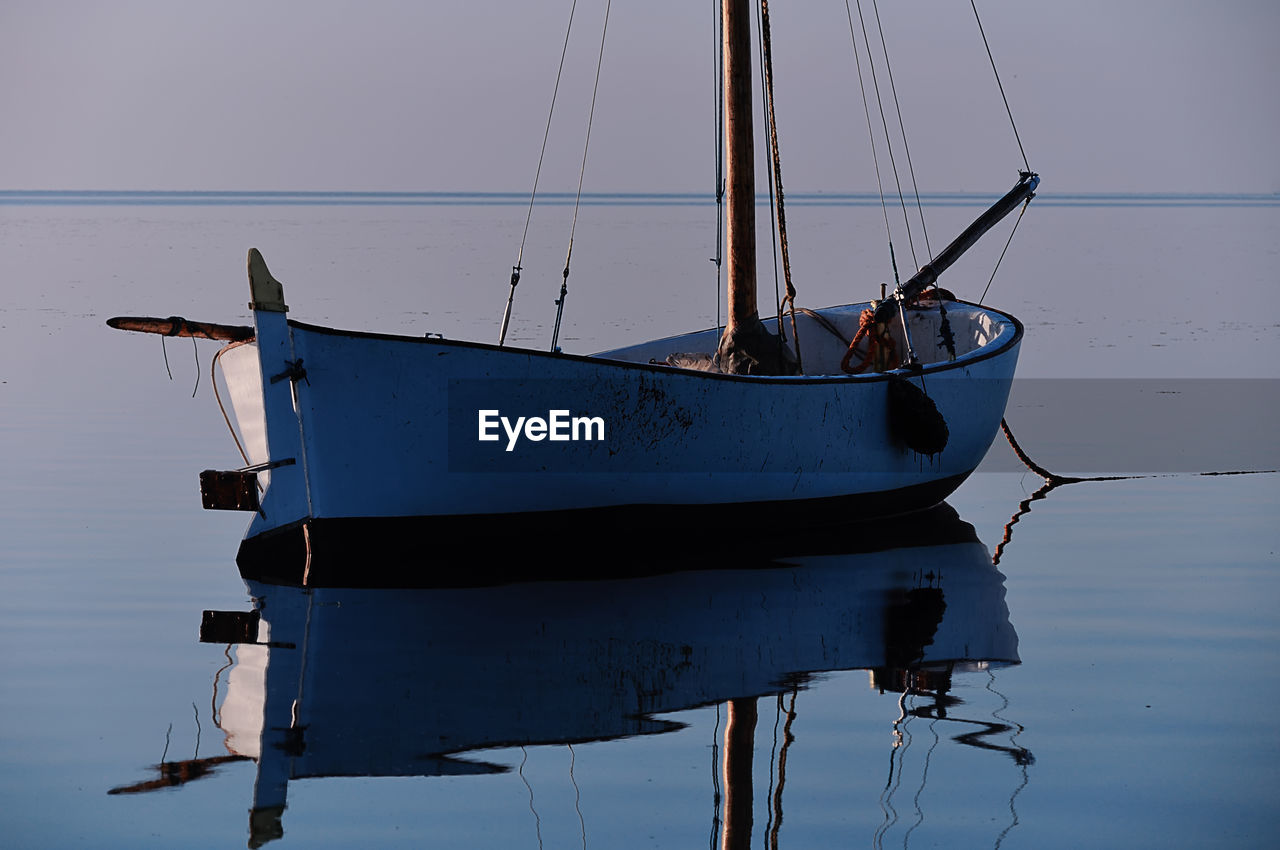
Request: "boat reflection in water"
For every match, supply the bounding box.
[191,503,1024,847]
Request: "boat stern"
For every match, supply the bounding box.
[203,250,314,545]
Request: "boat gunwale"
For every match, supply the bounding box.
[283,299,1023,385]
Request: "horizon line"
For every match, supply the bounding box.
[2,189,1277,208]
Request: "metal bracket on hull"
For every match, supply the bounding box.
[240,458,297,473]
[269,359,308,386]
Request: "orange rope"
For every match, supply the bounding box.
[840,308,899,374]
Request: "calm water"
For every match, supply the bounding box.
[1,199,1277,848]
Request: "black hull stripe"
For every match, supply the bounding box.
[236,471,974,588]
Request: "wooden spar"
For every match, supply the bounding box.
[106,316,254,342]
[722,0,756,342]
[106,754,252,795]
[715,0,793,375]
[873,172,1039,325]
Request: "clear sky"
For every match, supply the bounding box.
[2,0,1277,194]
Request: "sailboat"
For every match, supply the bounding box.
[108,0,1036,584]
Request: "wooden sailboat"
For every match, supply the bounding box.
[109,0,1036,584]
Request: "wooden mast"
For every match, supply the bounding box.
[722,0,756,348]
[717,0,791,375]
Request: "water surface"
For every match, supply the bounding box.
[0,200,1276,848]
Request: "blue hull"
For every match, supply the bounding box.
[216,254,1021,583]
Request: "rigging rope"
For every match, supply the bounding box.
[764,690,798,850]
[844,0,1034,368]
[518,748,545,849]
[853,0,919,269]
[870,0,931,258]
[500,0,582,347]
[709,703,723,850]
[971,0,1030,172]
[752,0,783,342]
[757,0,803,372]
[552,0,613,353]
[568,744,587,849]
[978,196,1031,305]
[969,0,1035,307]
[844,1,894,261]
[712,0,726,334]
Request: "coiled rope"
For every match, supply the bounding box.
[840,308,898,375]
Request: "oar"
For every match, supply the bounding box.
[107,315,253,342]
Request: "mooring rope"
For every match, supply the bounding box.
[995,418,1130,564]
[996,418,1276,564]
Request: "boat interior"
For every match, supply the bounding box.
[594,298,1015,377]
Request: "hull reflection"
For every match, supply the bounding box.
[199,503,1019,846]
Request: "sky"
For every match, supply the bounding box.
[1,0,1278,195]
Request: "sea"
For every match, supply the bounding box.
[1,193,1277,848]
